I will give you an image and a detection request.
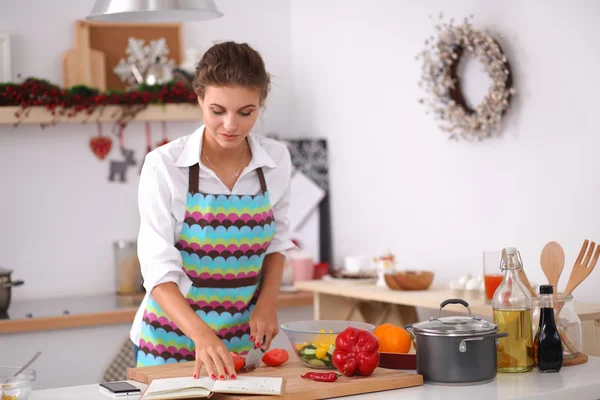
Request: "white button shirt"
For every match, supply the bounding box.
[129,125,295,345]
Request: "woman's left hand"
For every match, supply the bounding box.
[249,303,279,350]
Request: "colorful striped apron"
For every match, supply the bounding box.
[136,163,275,367]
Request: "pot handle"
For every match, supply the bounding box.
[458,332,508,353]
[404,324,418,352]
[431,299,481,321]
[2,280,24,288]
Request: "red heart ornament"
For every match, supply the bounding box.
[90,136,113,160]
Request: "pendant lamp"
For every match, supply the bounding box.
[86,0,223,23]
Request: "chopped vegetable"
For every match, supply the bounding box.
[262,348,289,367]
[301,372,342,382]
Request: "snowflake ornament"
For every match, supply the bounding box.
[114,37,177,88]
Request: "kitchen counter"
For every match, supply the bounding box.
[0,290,313,334]
[28,356,600,400]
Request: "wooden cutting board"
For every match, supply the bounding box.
[127,351,423,399]
[62,20,106,90]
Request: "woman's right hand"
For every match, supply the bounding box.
[192,331,236,381]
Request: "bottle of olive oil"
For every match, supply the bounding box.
[492,247,534,373]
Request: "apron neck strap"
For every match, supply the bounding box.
[189,163,200,194]
[256,168,267,194]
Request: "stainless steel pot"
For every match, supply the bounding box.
[406,299,508,385]
[0,267,24,314]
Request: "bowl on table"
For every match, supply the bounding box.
[0,367,35,400]
[280,320,375,369]
[384,271,434,291]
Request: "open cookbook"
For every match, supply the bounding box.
[140,376,284,399]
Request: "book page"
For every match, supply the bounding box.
[213,376,283,395]
[143,376,214,397]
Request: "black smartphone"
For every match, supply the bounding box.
[99,381,141,396]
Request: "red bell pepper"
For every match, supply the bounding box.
[332,326,380,377]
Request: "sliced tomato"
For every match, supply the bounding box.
[262,348,289,367]
[231,352,245,372]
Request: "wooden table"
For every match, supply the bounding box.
[294,280,600,357]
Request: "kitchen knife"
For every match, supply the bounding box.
[242,335,266,372]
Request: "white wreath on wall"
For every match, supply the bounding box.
[417,16,516,141]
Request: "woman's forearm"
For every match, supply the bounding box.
[256,252,285,307]
[151,282,213,341]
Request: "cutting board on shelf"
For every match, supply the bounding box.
[127,352,423,400]
[62,20,106,90]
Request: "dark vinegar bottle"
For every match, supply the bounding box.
[534,285,563,373]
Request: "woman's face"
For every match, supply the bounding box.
[198,85,261,150]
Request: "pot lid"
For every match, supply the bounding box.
[0,267,12,276]
[411,299,498,336]
[412,315,498,336]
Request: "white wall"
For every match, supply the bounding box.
[289,0,600,303]
[0,0,293,301]
[2,0,599,304]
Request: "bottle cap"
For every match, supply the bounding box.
[504,247,517,254]
[539,284,553,295]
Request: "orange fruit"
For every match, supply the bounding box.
[373,323,411,353]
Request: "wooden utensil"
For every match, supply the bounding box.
[563,240,599,297]
[555,239,599,317]
[518,269,537,297]
[62,20,106,90]
[540,241,565,299]
[539,241,586,359]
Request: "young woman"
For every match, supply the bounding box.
[130,41,295,382]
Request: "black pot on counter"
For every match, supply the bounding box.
[406,299,508,385]
[0,267,24,314]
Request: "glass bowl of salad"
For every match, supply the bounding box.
[280,320,375,369]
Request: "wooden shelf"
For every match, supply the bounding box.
[0,104,202,125]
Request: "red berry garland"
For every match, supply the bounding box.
[0,78,197,127]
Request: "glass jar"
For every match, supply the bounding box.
[492,247,534,373]
[114,240,144,295]
[532,293,582,360]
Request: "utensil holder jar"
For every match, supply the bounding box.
[532,294,582,360]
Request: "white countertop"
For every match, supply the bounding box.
[29,356,600,400]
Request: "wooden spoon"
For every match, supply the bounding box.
[538,242,581,354]
[540,241,565,298]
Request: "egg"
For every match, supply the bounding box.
[449,279,465,291]
[465,278,480,291]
